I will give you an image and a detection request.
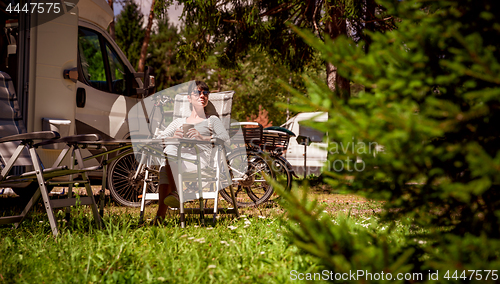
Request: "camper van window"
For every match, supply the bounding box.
[78,28,108,92]
[105,43,127,95]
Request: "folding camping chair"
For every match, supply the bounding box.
[134,88,243,227]
[0,71,102,236]
[0,132,103,236]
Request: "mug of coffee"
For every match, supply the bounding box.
[182,124,195,137]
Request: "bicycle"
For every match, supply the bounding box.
[219,123,295,207]
[261,128,296,202]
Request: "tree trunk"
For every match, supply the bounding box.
[108,0,115,40]
[138,0,156,72]
[324,3,350,99]
[365,0,376,53]
[363,0,376,94]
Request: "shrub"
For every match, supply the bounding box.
[279,0,500,282]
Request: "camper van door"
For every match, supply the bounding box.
[28,4,79,135]
[75,21,139,140]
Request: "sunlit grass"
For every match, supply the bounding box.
[0,185,392,283]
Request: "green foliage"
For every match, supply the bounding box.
[78,32,106,82]
[115,1,145,71]
[277,184,424,280]
[279,0,500,280]
[175,0,387,123]
[180,47,324,125]
[148,14,186,90]
[177,0,370,72]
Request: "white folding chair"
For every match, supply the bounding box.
[129,82,244,227]
[1,72,102,236]
[0,132,103,237]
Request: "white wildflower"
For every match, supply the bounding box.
[238,215,247,218]
[207,265,216,269]
[188,237,195,240]
[206,227,214,230]
[180,234,188,238]
[258,215,266,219]
[260,251,265,255]
[244,220,251,225]
[220,241,229,246]
[243,225,250,228]
[228,225,238,230]
[194,238,205,243]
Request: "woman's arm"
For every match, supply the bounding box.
[155,119,183,139]
[184,117,229,142]
[209,116,230,142]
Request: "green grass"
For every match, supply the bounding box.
[0,188,386,283]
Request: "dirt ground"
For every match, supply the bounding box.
[1,183,384,220]
[0,186,111,211]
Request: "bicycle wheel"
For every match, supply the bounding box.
[107,151,159,207]
[267,156,293,202]
[221,148,274,207]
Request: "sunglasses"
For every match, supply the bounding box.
[191,90,210,97]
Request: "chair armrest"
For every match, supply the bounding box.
[230,122,262,127]
[34,134,101,147]
[0,131,60,143]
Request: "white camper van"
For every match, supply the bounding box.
[1,1,151,195]
[281,112,328,176]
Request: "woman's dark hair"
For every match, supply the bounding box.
[187,81,219,118]
[196,81,209,91]
[188,80,209,95]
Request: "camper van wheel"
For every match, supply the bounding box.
[107,152,159,207]
[221,148,275,207]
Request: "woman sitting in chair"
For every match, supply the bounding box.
[152,81,229,224]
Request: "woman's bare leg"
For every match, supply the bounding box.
[155,162,177,220]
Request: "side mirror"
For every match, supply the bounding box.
[297,136,311,146]
[147,75,155,90]
[128,66,155,97]
[298,124,324,142]
[142,66,155,96]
